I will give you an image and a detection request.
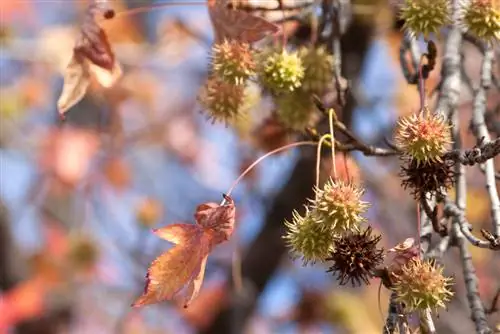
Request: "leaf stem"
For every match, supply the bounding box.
[225,141,317,199]
[328,108,337,179]
[315,134,332,200]
[112,1,205,19]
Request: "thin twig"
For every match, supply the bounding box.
[470,47,500,237]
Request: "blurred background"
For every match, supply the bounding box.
[0,0,499,333]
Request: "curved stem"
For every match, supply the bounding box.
[328,109,337,179]
[315,134,332,200]
[112,1,204,19]
[225,141,317,198]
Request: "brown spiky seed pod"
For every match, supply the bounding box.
[326,226,384,286]
[395,108,452,165]
[400,155,456,198]
[392,258,454,312]
[311,178,369,233]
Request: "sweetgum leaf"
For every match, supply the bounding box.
[133,195,236,308]
[153,223,202,245]
[132,224,208,307]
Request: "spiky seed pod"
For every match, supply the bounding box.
[460,0,500,44]
[274,89,316,130]
[311,178,369,233]
[399,0,451,39]
[400,155,456,198]
[67,236,99,272]
[392,258,454,312]
[326,227,384,286]
[260,49,305,93]
[395,108,452,165]
[298,46,335,94]
[211,40,256,85]
[284,208,334,265]
[198,77,245,124]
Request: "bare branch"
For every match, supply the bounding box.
[470,47,500,237]
[443,137,500,165]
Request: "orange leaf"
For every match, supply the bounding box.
[133,195,236,308]
[132,224,208,307]
[153,224,201,245]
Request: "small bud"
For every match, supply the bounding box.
[284,208,334,265]
[211,40,256,85]
[260,49,305,93]
[198,77,245,124]
[395,108,452,165]
[399,0,452,39]
[326,227,385,286]
[460,0,500,44]
[311,178,369,233]
[298,46,335,95]
[392,258,454,312]
[274,89,317,130]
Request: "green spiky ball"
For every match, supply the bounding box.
[460,0,500,44]
[395,108,452,165]
[392,258,454,312]
[274,89,315,130]
[399,0,451,39]
[260,49,305,93]
[211,40,256,85]
[284,208,334,265]
[311,178,369,234]
[299,46,335,94]
[198,77,245,124]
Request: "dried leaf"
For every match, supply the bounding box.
[153,223,201,245]
[183,255,208,307]
[194,194,236,243]
[57,55,91,114]
[89,61,122,88]
[207,0,279,43]
[133,195,236,308]
[57,2,120,116]
[132,225,208,307]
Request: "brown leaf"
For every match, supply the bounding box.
[57,55,91,114]
[183,254,208,307]
[132,224,209,307]
[194,194,236,243]
[153,224,201,245]
[133,196,237,308]
[207,0,279,43]
[57,2,120,116]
